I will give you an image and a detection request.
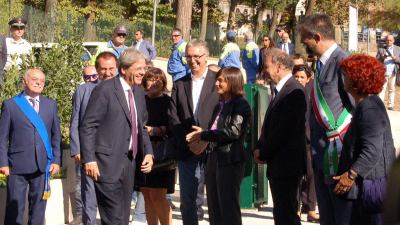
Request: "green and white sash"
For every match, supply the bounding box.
[310,68,352,176]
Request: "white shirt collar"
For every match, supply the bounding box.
[119,76,132,91]
[275,73,292,92]
[23,91,40,102]
[191,69,208,80]
[9,38,27,45]
[319,43,338,65]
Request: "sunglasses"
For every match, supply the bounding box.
[117,33,127,37]
[83,74,98,80]
[172,34,181,37]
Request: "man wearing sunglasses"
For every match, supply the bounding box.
[69,52,118,225]
[4,17,32,71]
[90,25,128,65]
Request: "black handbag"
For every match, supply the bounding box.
[151,137,177,172]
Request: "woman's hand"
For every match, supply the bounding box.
[186,126,203,143]
[333,172,355,195]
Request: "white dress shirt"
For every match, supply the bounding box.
[191,69,208,114]
[319,43,338,66]
[5,37,32,70]
[384,47,396,76]
[275,73,293,94]
[23,92,40,110]
[119,77,138,149]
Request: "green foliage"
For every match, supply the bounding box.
[0,38,84,146]
[370,0,400,31]
[0,174,6,187]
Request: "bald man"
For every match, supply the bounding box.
[82,66,98,83]
[277,32,295,55]
[0,68,61,225]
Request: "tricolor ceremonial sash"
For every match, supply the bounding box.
[311,73,352,176]
[13,93,54,200]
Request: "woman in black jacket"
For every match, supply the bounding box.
[186,67,251,225]
[333,54,396,225]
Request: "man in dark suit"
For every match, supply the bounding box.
[298,13,353,225]
[0,34,6,81]
[254,48,306,225]
[168,39,219,225]
[376,34,400,110]
[277,32,295,55]
[0,68,61,225]
[79,48,153,225]
[132,30,157,61]
[69,52,118,225]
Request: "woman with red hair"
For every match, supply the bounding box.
[332,54,396,225]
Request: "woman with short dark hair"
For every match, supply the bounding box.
[333,54,396,225]
[186,67,251,225]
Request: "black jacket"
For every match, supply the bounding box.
[200,97,251,166]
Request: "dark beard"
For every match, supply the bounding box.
[305,46,314,56]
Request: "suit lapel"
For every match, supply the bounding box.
[266,77,293,117]
[319,48,339,82]
[183,76,194,113]
[132,85,142,125]
[113,77,131,123]
[197,70,215,111]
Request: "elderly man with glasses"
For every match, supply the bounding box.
[4,17,32,71]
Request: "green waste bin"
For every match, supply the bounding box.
[240,84,270,208]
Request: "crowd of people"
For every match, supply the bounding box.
[0,12,399,225]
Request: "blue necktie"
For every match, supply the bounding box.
[316,59,323,77]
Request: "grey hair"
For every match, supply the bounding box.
[24,68,45,79]
[244,30,254,41]
[119,48,146,71]
[264,48,294,71]
[186,39,209,56]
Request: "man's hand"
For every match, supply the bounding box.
[186,126,203,143]
[333,172,354,195]
[188,141,208,155]
[73,154,81,162]
[49,164,60,176]
[141,154,154,174]
[0,166,10,176]
[144,125,153,135]
[84,163,100,181]
[253,149,266,164]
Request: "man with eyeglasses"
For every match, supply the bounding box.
[69,52,118,225]
[90,25,128,65]
[4,17,32,71]
[132,30,157,61]
[167,28,190,82]
[168,39,219,225]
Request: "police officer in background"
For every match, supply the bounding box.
[4,17,32,71]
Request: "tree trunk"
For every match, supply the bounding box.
[227,0,239,30]
[268,8,280,39]
[305,0,315,16]
[176,0,194,41]
[199,0,208,40]
[45,0,57,42]
[84,0,97,41]
[254,6,267,42]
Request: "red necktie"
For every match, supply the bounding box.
[128,90,138,158]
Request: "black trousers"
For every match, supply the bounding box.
[269,177,302,225]
[205,153,245,225]
[301,144,317,211]
[94,157,135,225]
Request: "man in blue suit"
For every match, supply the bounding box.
[69,52,118,225]
[132,30,157,61]
[277,32,295,55]
[0,68,61,225]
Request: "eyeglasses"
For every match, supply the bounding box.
[117,33,127,37]
[186,54,205,61]
[172,34,181,37]
[83,74,98,80]
[263,39,270,41]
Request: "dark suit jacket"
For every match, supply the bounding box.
[0,94,61,174]
[277,42,295,55]
[168,70,219,160]
[309,46,353,171]
[70,82,97,157]
[79,77,152,183]
[132,40,157,61]
[338,95,396,180]
[257,76,306,179]
[200,97,251,166]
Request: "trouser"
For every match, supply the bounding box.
[5,171,46,225]
[314,168,353,225]
[379,75,396,107]
[269,177,302,225]
[300,144,317,211]
[205,153,244,225]
[178,155,203,225]
[95,158,135,225]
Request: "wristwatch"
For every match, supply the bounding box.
[348,169,357,180]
